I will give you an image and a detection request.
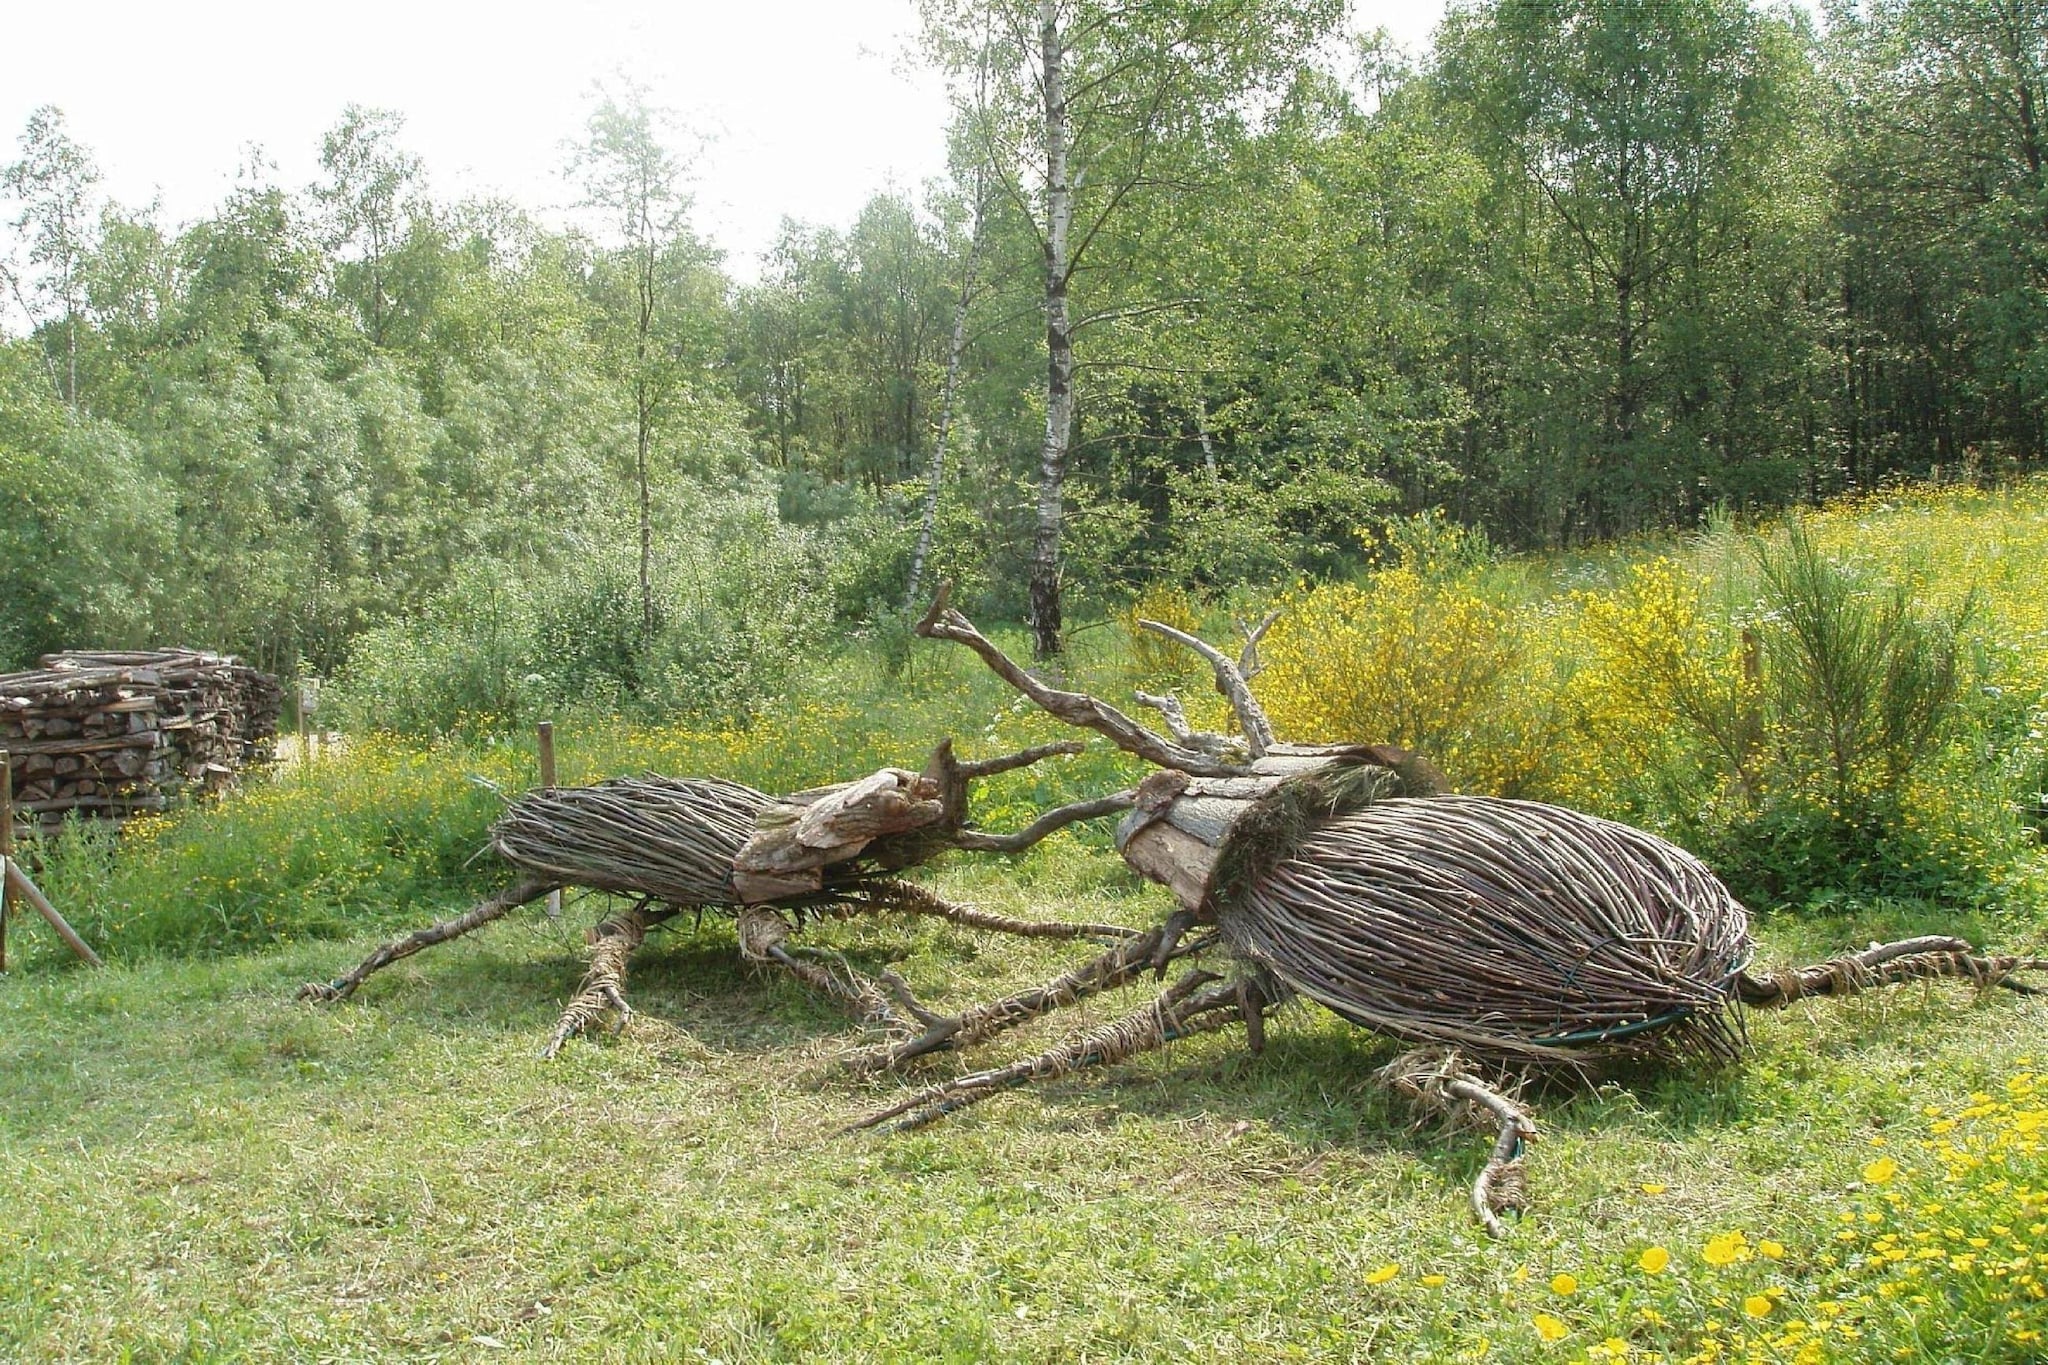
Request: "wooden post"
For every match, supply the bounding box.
[299,678,321,766]
[538,721,562,920]
[3,741,104,971]
[4,861,103,969]
[1,749,12,973]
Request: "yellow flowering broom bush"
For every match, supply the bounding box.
[1256,567,1555,795]
[1257,479,2048,910]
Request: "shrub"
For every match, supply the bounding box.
[1549,526,2007,909]
[326,493,839,734]
[1753,521,1975,819]
[325,559,538,736]
[1257,567,1543,793]
[1159,466,1393,591]
[1119,583,1206,682]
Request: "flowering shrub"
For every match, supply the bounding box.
[1256,568,1549,794]
[1256,481,2048,910]
[1550,557,1760,830]
[1119,583,1207,682]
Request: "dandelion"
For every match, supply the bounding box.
[1422,1274,1447,1287]
[1550,1273,1579,1296]
[1759,1240,1786,1260]
[1640,1183,1667,1195]
[1864,1157,1901,1185]
[1743,1295,1773,1318]
[1365,1263,1399,1285]
[1533,1312,1569,1343]
[1638,1246,1671,1274]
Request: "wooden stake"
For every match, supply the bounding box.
[4,858,102,969]
[538,721,562,920]
[1,749,12,973]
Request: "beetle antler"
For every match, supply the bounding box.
[915,582,1257,777]
[1134,617,1275,755]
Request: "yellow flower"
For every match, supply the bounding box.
[1640,1183,1667,1195]
[1703,1232,1751,1267]
[1551,1273,1579,1296]
[1863,1157,1900,1185]
[1743,1295,1773,1318]
[1422,1274,1447,1287]
[1759,1240,1786,1260]
[1365,1263,1399,1285]
[1533,1312,1569,1343]
[1638,1246,1672,1274]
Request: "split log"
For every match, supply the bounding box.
[730,740,1093,902]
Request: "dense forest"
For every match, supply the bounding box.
[3,0,2042,719]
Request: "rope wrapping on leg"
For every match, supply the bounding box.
[1737,937,2048,1008]
[845,971,1282,1135]
[541,906,652,1058]
[842,923,1203,1075]
[1386,1049,1539,1240]
[738,907,910,1030]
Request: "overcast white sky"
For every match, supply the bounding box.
[2,1,1449,280]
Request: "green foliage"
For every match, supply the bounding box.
[5,1,2044,680]
[326,560,540,735]
[324,490,851,735]
[1254,483,2048,912]
[1158,466,1394,590]
[1701,522,1984,904]
[29,736,521,959]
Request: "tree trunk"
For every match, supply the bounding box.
[906,166,986,612]
[1196,398,1218,480]
[1030,0,1074,661]
[636,233,656,644]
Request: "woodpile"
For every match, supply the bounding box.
[0,649,282,835]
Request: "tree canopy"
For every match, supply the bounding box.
[2,0,2040,704]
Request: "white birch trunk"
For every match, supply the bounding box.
[1029,0,1075,661]
[635,225,656,643]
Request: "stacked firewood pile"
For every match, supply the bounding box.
[0,650,282,834]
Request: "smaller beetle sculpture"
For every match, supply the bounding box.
[299,740,1145,1056]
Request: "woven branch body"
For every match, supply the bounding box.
[490,776,771,907]
[485,740,1094,913]
[1224,795,1754,1066]
[1119,755,1755,1068]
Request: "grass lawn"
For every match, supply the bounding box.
[3,850,2043,1362]
[7,480,2048,1360]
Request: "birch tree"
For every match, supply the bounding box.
[923,0,1344,658]
[313,106,423,347]
[905,165,988,610]
[569,84,696,643]
[3,106,102,408]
